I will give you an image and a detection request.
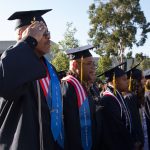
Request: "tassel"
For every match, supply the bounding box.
[31,17,36,24]
[80,56,83,84]
[128,74,132,91]
[113,73,116,95]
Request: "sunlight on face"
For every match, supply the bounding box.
[81,56,96,83]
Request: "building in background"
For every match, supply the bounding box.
[0,41,16,55]
[0,40,57,61]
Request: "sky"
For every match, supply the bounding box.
[0,0,150,57]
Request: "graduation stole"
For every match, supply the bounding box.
[103,87,132,133]
[39,58,64,148]
[63,75,92,150]
[144,91,150,119]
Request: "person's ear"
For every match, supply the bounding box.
[15,28,23,40]
[16,26,28,41]
[72,60,78,69]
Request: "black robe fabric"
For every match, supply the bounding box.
[89,84,104,150]
[0,41,62,150]
[96,86,134,150]
[124,93,144,148]
[61,78,100,150]
[145,91,150,149]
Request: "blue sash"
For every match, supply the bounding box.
[44,58,64,148]
[79,99,92,150]
[63,75,92,150]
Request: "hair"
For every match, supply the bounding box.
[145,79,150,90]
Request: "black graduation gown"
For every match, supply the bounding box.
[96,86,134,150]
[124,93,144,148]
[0,41,62,150]
[62,79,98,150]
[145,91,150,149]
[89,84,104,150]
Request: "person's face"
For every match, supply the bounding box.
[35,29,51,56]
[81,56,96,83]
[116,74,128,92]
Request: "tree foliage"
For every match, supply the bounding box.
[140,58,150,71]
[51,22,80,71]
[134,52,150,70]
[52,52,69,72]
[96,56,112,75]
[126,51,133,59]
[59,22,80,51]
[135,52,145,62]
[88,0,150,57]
[49,44,60,60]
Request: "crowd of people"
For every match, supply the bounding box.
[0,9,150,150]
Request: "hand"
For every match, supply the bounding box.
[22,21,47,42]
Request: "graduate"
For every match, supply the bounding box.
[124,64,145,150]
[61,45,102,150]
[96,63,134,150]
[0,9,63,150]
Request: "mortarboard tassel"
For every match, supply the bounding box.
[31,17,36,24]
[80,56,83,84]
[128,73,132,91]
[113,73,116,95]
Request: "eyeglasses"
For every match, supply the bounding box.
[43,31,50,37]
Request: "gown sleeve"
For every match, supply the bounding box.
[0,40,46,98]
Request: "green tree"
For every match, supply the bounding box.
[88,0,150,62]
[52,52,69,72]
[49,44,60,60]
[51,22,80,71]
[59,22,80,51]
[140,57,150,70]
[126,51,133,59]
[135,52,145,62]
[97,56,112,76]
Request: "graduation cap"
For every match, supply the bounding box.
[66,45,94,60]
[126,63,142,80]
[97,62,126,95]
[97,62,126,82]
[8,9,52,30]
[126,63,142,91]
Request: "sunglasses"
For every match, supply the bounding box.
[43,31,50,37]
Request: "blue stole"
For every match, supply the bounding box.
[44,58,64,148]
[80,99,92,150]
[63,75,92,150]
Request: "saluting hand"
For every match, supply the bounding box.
[22,21,47,42]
